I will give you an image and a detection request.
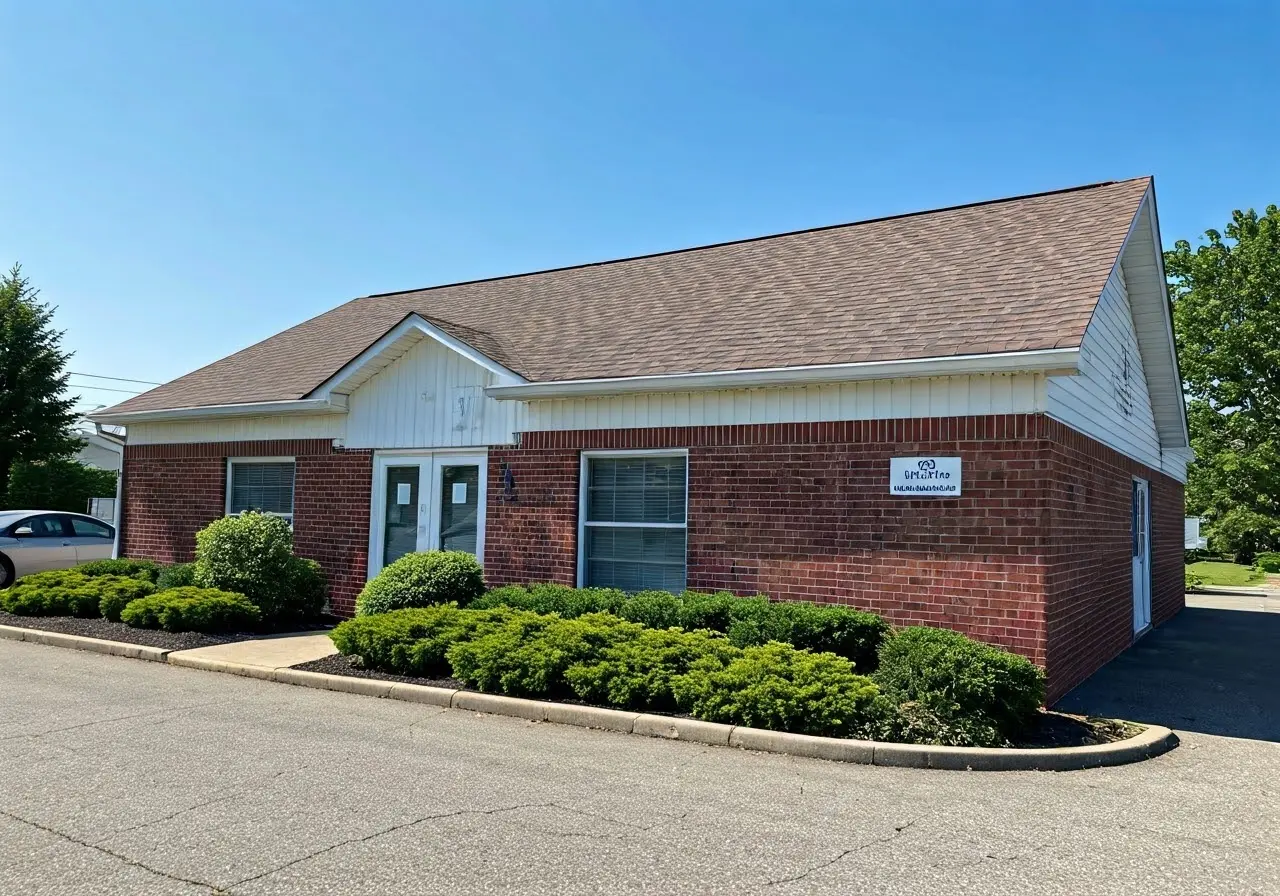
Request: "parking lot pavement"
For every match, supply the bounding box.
[1,637,1277,896]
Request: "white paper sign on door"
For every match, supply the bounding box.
[889,457,962,496]
[452,483,468,504]
[396,483,412,505]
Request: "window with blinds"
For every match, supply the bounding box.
[581,454,687,593]
[227,460,296,520]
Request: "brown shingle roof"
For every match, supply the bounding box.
[104,177,1150,414]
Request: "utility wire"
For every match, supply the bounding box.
[67,371,162,386]
[68,384,144,395]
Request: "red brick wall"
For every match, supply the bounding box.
[121,439,373,614]
[486,416,1053,667]
[485,415,1186,698]
[1041,419,1184,701]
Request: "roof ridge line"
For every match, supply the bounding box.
[360,176,1151,301]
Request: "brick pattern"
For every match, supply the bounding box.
[1041,419,1184,701]
[293,451,374,615]
[486,414,1185,698]
[120,440,373,614]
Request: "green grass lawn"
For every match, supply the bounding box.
[1186,560,1267,587]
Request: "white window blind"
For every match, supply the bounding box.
[228,460,295,519]
[582,454,686,593]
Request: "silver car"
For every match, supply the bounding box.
[0,511,116,588]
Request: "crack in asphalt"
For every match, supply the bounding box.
[0,700,234,742]
[0,807,220,894]
[223,802,558,891]
[94,766,308,844]
[765,820,916,888]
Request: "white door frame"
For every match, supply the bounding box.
[1132,477,1152,635]
[368,449,488,579]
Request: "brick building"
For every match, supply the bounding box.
[92,178,1190,702]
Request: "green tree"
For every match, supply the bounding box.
[3,458,117,513]
[0,265,81,502]
[1166,204,1280,561]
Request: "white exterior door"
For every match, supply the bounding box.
[370,452,487,577]
[1132,478,1152,634]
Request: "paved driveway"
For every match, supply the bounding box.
[1056,603,1280,742]
[1,637,1277,895]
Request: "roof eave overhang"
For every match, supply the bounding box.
[87,396,348,425]
[485,348,1081,401]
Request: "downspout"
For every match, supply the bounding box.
[111,444,124,559]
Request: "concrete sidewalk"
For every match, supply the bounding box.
[168,632,337,671]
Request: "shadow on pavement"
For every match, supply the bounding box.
[1054,607,1280,743]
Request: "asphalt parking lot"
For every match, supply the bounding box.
[1,619,1277,896]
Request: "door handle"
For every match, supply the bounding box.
[62,541,72,546]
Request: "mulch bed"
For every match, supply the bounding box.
[0,610,334,652]
[292,653,1142,749]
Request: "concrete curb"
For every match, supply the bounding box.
[252,665,1178,771]
[3,624,1178,771]
[0,623,171,663]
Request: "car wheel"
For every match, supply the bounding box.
[0,554,13,589]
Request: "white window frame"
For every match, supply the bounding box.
[577,448,689,589]
[226,456,297,523]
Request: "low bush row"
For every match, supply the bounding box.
[474,585,890,671]
[354,554,891,673]
[331,606,1045,745]
[121,588,261,632]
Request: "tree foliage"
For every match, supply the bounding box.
[2,458,117,513]
[1167,204,1280,560]
[0,265,81,501]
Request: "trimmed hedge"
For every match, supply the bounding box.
[120,587,261,633]
[872,627,1045,747]
[355,551,485,616]
[474,585,889,671]
[95,576,159,621]
[330,606,526,678]
[447,612,641,698]
[76,558,162,583]
[0,570,106,616]
[470,584,627,618]
[193,512,326,623]
[156,562,197,591]
[565,627,739,712]
[671,642,880,737]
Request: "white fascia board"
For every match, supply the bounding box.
[309,313,527,399]
[87,396,348,425]
[1142,187,1191,447]
[485,348,1081,401]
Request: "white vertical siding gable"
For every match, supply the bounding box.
[344,335,524,449]
[1047,267,1164,471]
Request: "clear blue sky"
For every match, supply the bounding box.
[2,1,1276,412]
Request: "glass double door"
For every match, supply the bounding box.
[374,453,486,574]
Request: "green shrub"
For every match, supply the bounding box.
[470,584,626,618]
[330,606,526,677]
[854,694,982,746]
[615,590,683,629]
[355,550,485,616]
[286,557,327,619]
[1254,552,1280,573]
[873,627,1045,747]
[729,601,890,672]
[193,512,325,623]
[0,570,102,616]
[95,575,159,621]
[76,558,162,583]
[156,562,197,591]
[120,587,261,633]
[1184,570,1204,592]
[678,590,764,632]
[671,642,880,737]
[446,612,641,697]
[565,627,739,712]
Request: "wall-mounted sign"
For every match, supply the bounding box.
[889,457,962,497]
[452,482,468,504]
[396,483,412,505]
